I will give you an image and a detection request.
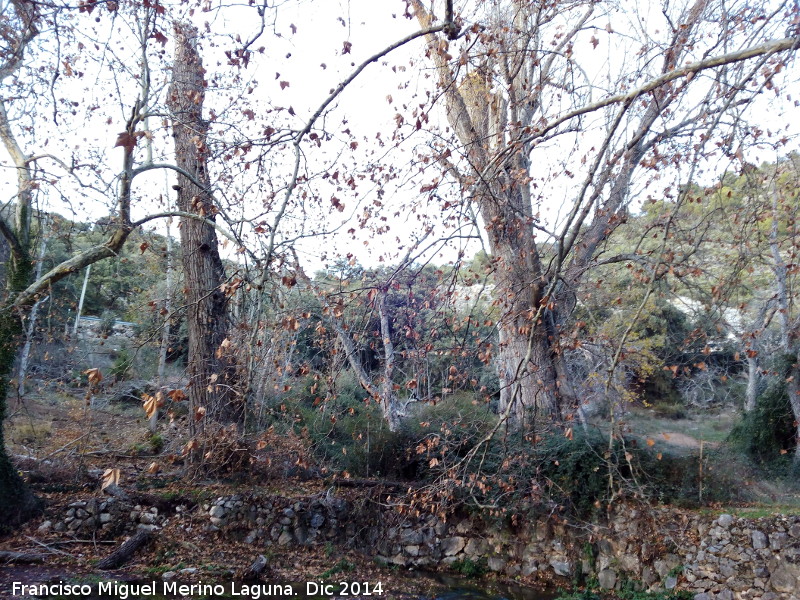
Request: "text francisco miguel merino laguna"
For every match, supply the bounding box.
[11,579,385,598]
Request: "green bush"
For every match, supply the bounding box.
[651,401,687,420]
[728,356,797,473]
[109,348,134,381]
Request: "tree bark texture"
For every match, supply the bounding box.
[167,22,238,425]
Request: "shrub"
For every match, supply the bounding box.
[109,348,134,381]
[728,355,797,474]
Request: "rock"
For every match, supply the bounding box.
[100,513,112,524]
[550,560,572,578]
[441,537,466,556]
[655,560,671,578]
[716,590,733,600]
[277,531,293,546]
[404,546,420,557]
[162,571,176,581]
[694,594,711,600]
[310,513,325,529]
[769,532,787,550]
[400,529,424,545]
[754,566,770,578]
[464,538,489,557]
[455,520,471,534]
[390,554,408,567]
[139,512,157,525]
[789,524,800,539]
[37,521,52,534]
[717,514,735,528]
[665,576,678,590]
[209,505,226,519]
[487,557,506,572]
[642,566,657,586]
[598,569,617,589]
[769,560,800,593]
[752,531,768,550]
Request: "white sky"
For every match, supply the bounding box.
[1,0,799,275]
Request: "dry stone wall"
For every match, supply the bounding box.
[42,492,800,600]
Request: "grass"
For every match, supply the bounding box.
[623,406,737,444]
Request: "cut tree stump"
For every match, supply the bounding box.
[241,554,270,580]
[97,530,152,570]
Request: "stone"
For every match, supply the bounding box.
[769,560,800,593]
[789,524,800,539]
[598,569,617,589]
[752,531,768,550]
[693,594,711,600]
[277,531,293,546]
[665,576,678,590]
[391,553,409,567]
[655,560,671,578]
[488,557,506,572]
[310,513,325,529]
[37,521,52,534]
[716,590,733,600]
[455,520,471,534]
[754,566,770,578]
[441,537,466,556]
[400,529,424,545]
[404,545,420,557]
[550,560,572,578]
[769,532,788,550]
[139,512,157,525]
[642,566,657,586]
[464,538,489,557]
[209,505,225,519]
[162,571,176,581]
[718,514,735,529]
[619,553,641,573]
[244,530,258,544]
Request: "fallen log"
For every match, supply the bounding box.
[97,530,152,570]
[0,550,46,564]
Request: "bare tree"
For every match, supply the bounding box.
[412,0,800,425]
[167,22,238,426]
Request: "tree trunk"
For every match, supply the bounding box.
[745,351,759,413]
[167,22,238,425]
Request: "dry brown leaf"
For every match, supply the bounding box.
[101,468,120,490]
[84,368,103,386]
[167,388,187,402]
